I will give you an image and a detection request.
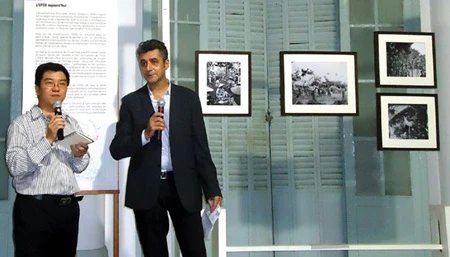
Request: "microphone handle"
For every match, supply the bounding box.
[54,107,63,140]
[156,106,164,142]
[57,129,64,140]
[156,130,161,142]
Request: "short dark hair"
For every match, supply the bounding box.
[34,62,70,86]
[135,39,168,61]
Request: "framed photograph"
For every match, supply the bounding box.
[374,31,436,88]
[280,51,358,115]
[195,51,251,116]
[376,93,439,150]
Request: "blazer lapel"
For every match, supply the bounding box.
[169,85,182,137]
[137,85,155,118]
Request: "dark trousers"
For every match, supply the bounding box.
[13,194,80,257]
[134,173,206,257]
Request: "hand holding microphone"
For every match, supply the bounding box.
[52,101,64,141]
[156,98,165,142]
[144,98,166,141]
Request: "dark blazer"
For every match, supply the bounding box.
[109,84,222,212]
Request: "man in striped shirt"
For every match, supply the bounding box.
[6,62,90,257]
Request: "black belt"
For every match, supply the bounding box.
[17,193,83,206]
[160,170,173,180]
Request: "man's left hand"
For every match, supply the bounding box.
[70,142,89,157]
[208,196,222,213]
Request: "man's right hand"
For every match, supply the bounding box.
[46,115,65,144]
[144,112,165,140]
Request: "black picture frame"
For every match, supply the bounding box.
[374,31,437,88]
[280,51,358,115]
[376,93,439,150]
[195,50,251,116]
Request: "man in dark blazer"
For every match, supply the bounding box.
[109,39,222,257]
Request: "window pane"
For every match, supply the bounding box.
[170,0,175,20]
[0,81,11,137]
[378,0,403,25]
[177,79,195,92]
[0,0,13,17]
[378,26,404,32]
[349,0,374,24]
[170,23,174,60]
[0,21,12,77]
[350,27,374,80]
[0,144,8,200]
[148,0,160,39]
[0,80,11,201]
[178,0,199,22]
[151,21,159,39]
[353,83,376,137]
[384,151,411,196]
[176,24,199,79]
[355,137,383,196]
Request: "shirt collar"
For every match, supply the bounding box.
[30,104,69,123]
[147,81,172,100]
[30,105,45,120]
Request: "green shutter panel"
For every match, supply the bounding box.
[268,0,346,248]
[318,117,344,190]
[206,0,271,192]
[205,0,273,253]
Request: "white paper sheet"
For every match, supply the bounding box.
[201,205,221,240]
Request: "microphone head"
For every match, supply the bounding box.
[53,101,62,108]
[157,98,165,107]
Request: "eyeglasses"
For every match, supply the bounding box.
[42,80,68,88]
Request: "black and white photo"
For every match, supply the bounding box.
[196,51,251,116]
[280,51,358,115]
[205,61,241,106]
[388,104,428,140]
[377,93,439,150]
[386,42,426,78]
[290,63,348,105]
[375,31,436,88]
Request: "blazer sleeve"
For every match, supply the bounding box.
[109,95,147,160]
[190,93,222,199]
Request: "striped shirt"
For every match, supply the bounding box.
[6,105,90,195]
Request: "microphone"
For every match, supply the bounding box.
[53,101,64,140]
[156,98,165,142]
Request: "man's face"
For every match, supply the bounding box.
[138,49,169,85]
[35,70,68,108]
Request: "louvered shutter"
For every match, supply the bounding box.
[204,0,345,253]
[267,0,346,250]
[319,117,344,189]
[204,0,273,251]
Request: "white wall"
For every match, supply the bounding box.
[105,0,144,256]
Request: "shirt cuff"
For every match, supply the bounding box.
[141,130,151,146]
